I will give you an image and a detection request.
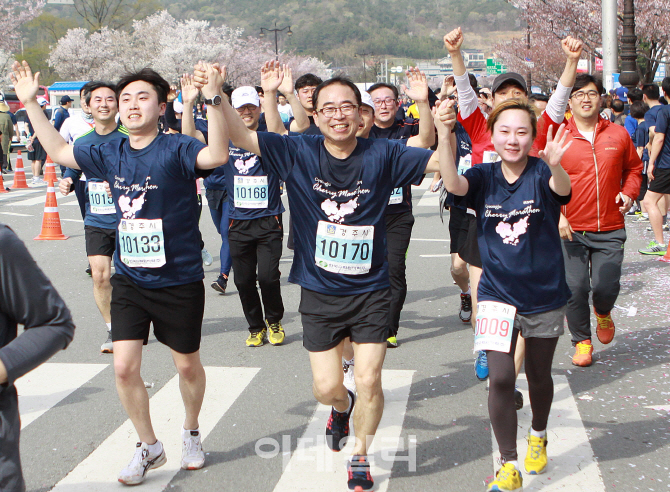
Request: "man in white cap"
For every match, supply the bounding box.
[0,95,14,174]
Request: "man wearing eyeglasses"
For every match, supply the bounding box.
[197,65,453,490]
[558,74,642,367]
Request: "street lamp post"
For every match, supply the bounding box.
[260,22,293,61]
[356,52,373,88]
[618,0,639,90]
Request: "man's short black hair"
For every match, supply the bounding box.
[80,81,98,100]
[468,73,478,92]
[629,100,648,119]
[529,94,550,103]
[255,86,264,96]
[367,82,399,100]
[662,77,670,98]
[611,99,625,113]
[116,68,170,104]
[221,83,234,102]
[312,76,362,111]
[628,88,643,103]
[570,74,604,96]
[295,74,323,91]
[84,81,117,106]
[642,83,660,101]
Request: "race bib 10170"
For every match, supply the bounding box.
[473,301,516,353]
[315,221,374,275]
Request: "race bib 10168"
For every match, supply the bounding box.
[473,301,516,353]
[315,221,374,275]
[388,187,403,205]
[118,218,166,268]
[234,175,268,209]
[88,182,115,215]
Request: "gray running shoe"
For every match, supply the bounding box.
[638,240,667,255]
[100,331,113,353]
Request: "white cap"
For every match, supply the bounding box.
[172,99,184,114]
[231,87,260,109]
[361,92,375,112]
[37,97,48,106]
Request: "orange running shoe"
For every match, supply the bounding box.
[594,309,615,344]
[572,340,593,367]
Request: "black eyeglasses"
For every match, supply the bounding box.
[315,104,359,118]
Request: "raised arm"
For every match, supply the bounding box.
[404,68,435,149]
[538,124,572,196]
[279,64,310,132]
[261,61,290,136]
[194,64,261,157]
[192,63,229,169]
[444,28,478,119]
[545,37,583,123]
[180,74,206,143]
[10,61,77,168]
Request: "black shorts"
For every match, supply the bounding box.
[458,213,482,268]
[648,167,670,194]
[85,225,116,257]
[637,173,648,202]
[299,287,391,352]
[448,206,469,254]
[110,274,205,354]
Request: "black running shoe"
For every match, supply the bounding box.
[86,265,92,276]
[347,455,374,491]
[326,389,355,452]
[210,274,228,294]
[515,386,524,410]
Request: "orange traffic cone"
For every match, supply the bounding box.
[660,243,670,263]
[34,182,68,240]
[0,173,8,193]
[11,150,28,189]
[43,155,57,184]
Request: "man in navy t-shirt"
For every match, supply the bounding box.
[12,60,229,485]
[58,82,128,354]
[204,69,448,491]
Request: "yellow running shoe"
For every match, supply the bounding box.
[487,462,523,491]
[246,328,267,347]
[266,320,285,346]
[524,430,548,475]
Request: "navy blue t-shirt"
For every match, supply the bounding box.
[67,125,129,229]
[73,133,208,288]
[652,105,670,170]
[257,133,432,295]
[226,143,285,220]
[459,157,571,315]
[445,122,473,208]
[633,120,649,165]
[645,104,662,130]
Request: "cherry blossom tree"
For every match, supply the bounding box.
[48,11,330,86]
[0,0,44,54]
[494,0,670,84]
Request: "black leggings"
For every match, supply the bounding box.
[487,330,559,461]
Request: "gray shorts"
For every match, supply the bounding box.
[514,306,566,339]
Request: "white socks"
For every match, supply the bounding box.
[462,287,471,295]
[344,357,354,366]
[530,428,546,438]
[106,322,111,332]
[147,440,162,456]
[507,460,520,470]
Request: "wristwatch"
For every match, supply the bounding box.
[204,95,222,106]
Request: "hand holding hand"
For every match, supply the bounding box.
[200,61,225,99]
[434,99,456,138]
[538,123,572,167]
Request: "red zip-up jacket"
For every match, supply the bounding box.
[561,116,642,231]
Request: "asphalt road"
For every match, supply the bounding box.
[2,166,669,492]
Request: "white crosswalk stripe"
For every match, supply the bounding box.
[273,369,414,492]
[16,363,108,429]
[49,366,259,491]
[490,374,606,491]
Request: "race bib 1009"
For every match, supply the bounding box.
[118,218,166,268]
[88,182,115,215]
[473,301,516,353]
[234,175,268,209]
[388,187,403,205]
[315,221,374,275]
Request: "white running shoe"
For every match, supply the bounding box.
[118,441,167,485]
[343,359,356,394]
[100,331,113,353]
[181,429,205,470]
[201,248,213,266]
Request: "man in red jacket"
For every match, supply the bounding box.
[559,74,642,367]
